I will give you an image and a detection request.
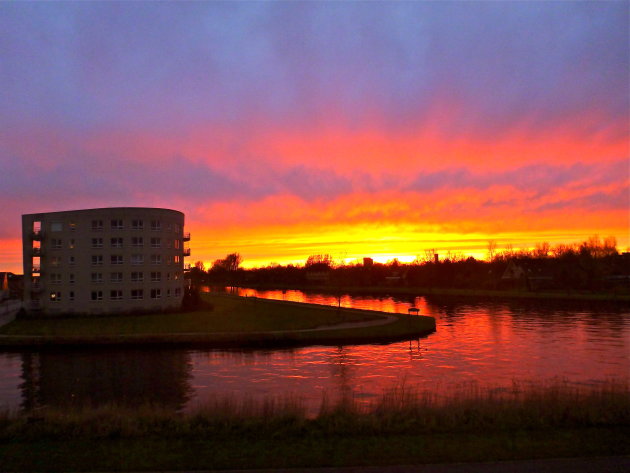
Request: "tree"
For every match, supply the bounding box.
[487,240,497,261]
[223,253,242,272]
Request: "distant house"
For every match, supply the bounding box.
[500,260,554,291]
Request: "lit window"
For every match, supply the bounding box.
[111,237,123,248]
[151,254,162,265]
[174,255,181,264]
[49,291,61,302]
[110,290,123,301]
[92,255,103,266]
[68,239,75,249]
[131,254,144,265]
[131,289,143,300]
[111,255,123,265]
[131,272,144,282]
[150,220,161,231]
[150,271,161,282]
[91,273,103,284]
[69,222,76,232]
[150,289,161,299]
[132,237,143,248]
[111,219,124,230]
[91,290,103,301]
[91,238,103,249]
[111,272,123,283]
[91,220,103,231]
[150,237,161,248]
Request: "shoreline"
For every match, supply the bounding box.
[237,283,630,303]
[0,295,436,350]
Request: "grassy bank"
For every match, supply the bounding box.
[246,283,630,303]
[0,294,435,348]
[2,380,628,471]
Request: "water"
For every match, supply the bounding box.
[1,288,628,414]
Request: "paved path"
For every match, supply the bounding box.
[168,456,630,473]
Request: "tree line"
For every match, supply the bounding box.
[186,236,629,294]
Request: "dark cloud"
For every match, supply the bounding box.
[0,2,626,134]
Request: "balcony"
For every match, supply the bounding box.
[32,264,41,274]
[32,247,43,256]
[183,263,191,271]
[32,230,43,241]
[183,247,191,257]
[183,232,191,242]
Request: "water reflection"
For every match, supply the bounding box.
[19,350,192,410]
[0,289,628,414]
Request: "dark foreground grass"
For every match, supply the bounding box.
[1,380,628,471]
[0,294,435,348]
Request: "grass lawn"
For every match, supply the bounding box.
[0,294,381,336]
[0,294,435,347]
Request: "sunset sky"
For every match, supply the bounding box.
[1,2,628,271]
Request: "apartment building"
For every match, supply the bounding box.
[22,207,191,316]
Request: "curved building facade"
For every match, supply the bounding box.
[22,207,190,316]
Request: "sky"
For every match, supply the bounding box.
[1,1,628,271]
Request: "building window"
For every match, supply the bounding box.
[174,288,181,297]
[174,271,180,280]
[132,219,144,230]
[51,222,63,232]
[91,255,103,266]
[69,291,75,301]
[68,256,75,265]
[150,237,161,248]
[68,239,75,249]
[166,289,171,298]
[91,238,103,249]
[151,254,162,265]
[174,255,181,264]
[131,254,144,266]
[69,222,76,232]
[165,255,172,265]
[132,237,144,248]
[150,271,161,282]
[174,224,180,233]
[51,256,61,267]
[51,238,62,249]
[50,273,62,285]
[131,289,143,300]
[50,291,61,302]
[91,220,103,231]
[174,239,180,249]
[151,220,161,231]
[150,289,162,299]
[131,272,144,283]
[111,219,124,230]
[111,237,123,248]
[111,255,123,265]
[167,239,172,249]
[91,272,103,284]
[69,274,75,284]
[166,272,171,281]
[91,290,103,301]
[111,272,123,283]
[110,290,123,301]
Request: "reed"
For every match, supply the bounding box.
[2,379,628,440]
